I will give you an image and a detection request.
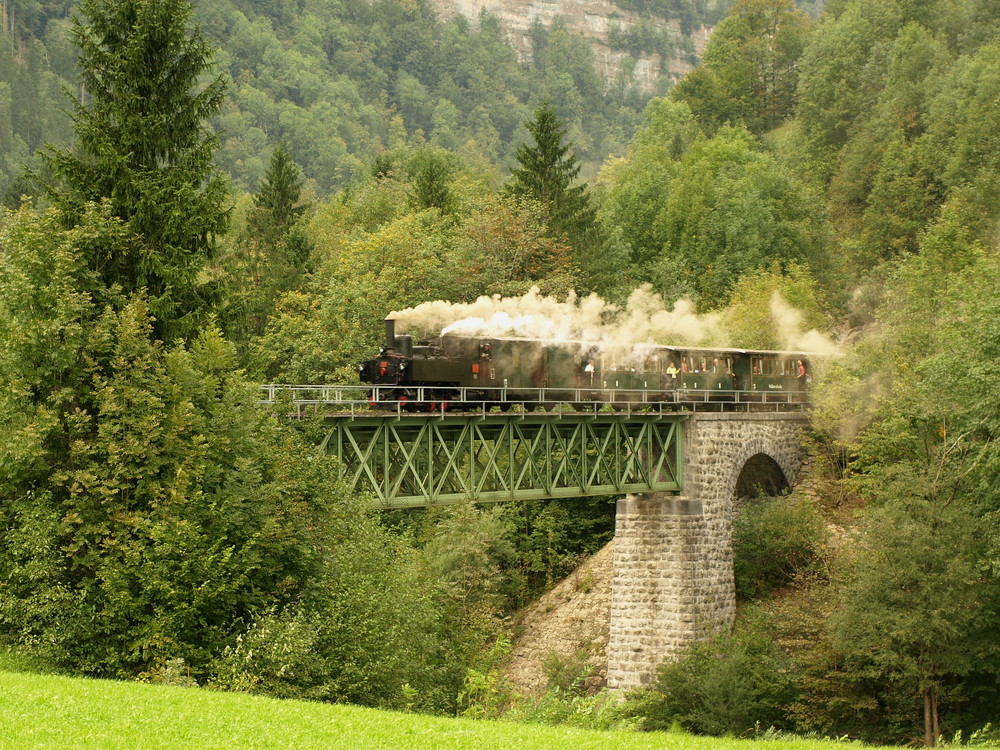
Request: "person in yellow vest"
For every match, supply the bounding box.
[665,359,679,388]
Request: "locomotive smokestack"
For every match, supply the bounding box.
[385,318,396,350]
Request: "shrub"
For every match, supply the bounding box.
[209,523,456,712]
[505,688,641,732]
[633,612,797,736]
[733,493,826,599]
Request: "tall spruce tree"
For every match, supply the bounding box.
[224,142,311,343]
[505,101,595,251]
[41,0,229,341]
[249,141,306,250]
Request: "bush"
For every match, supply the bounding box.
[505,688,641,732]
[633,612,797,736]
[209,523,457,712]
[733,493,826,599]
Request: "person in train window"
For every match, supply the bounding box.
[797,359,807,390]
[666,359,679,386]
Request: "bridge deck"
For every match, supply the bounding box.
[260,384,808,419]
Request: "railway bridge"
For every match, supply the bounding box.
[261,386,810,689]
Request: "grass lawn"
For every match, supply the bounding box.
[0,667,888,750]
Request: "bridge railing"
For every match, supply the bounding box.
[258,384,808,418]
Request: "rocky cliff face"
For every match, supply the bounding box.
[428,0,717,92]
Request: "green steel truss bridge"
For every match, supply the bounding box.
[261,386,690,508]
[320,411,683,508]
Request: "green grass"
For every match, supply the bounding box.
[0,667,886,750]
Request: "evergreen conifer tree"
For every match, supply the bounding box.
[41,0,229,341]
[505,101,595,249]
[408,147,457,214]
[223,142,311,344]
[249,141,306,250]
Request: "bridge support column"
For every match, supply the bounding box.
[606,412,808,690]
[606,492,733,690]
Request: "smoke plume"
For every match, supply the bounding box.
[391,285,838,357]
[391,285,728,349]
[769,292,840,355]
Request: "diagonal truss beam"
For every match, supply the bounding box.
[321,413,685,509]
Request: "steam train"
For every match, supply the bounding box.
[358,319,811,411]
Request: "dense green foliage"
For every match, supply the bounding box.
[3,0,1000,743]
[0,0,675,199]
[732,493,826,599]
[671,0,813,134]
[635,612,798,736]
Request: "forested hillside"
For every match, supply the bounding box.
[0,0,688,199]
[2,0,1000,747]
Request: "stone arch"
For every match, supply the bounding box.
[734,453,790,500]
[718,432,802,518]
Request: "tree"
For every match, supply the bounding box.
[597,98,701,276]
[407,146,458,214]
[453,194,577,299]
[0,205,344,677]
[672,0,812,134]
[220,142,312,346]
[250,141,308,251]
[653,125,832,307]
[832,496,990,747]
[505,100,595,253]
[40,0,230,341]
[809,209,1000,745]
[721,264,829,351]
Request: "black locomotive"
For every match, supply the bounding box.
[359,318,810,411]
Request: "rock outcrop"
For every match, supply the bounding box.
[428,0,718,91]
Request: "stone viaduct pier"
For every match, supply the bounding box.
[606,412,809,689]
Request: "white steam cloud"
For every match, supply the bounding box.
[390,285,838,356]
[391,285,726,348]
[769,292,841,355]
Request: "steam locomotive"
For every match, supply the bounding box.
[358,319,810,411]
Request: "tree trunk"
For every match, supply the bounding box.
[923,687,940,747]
[932,686,940,746]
